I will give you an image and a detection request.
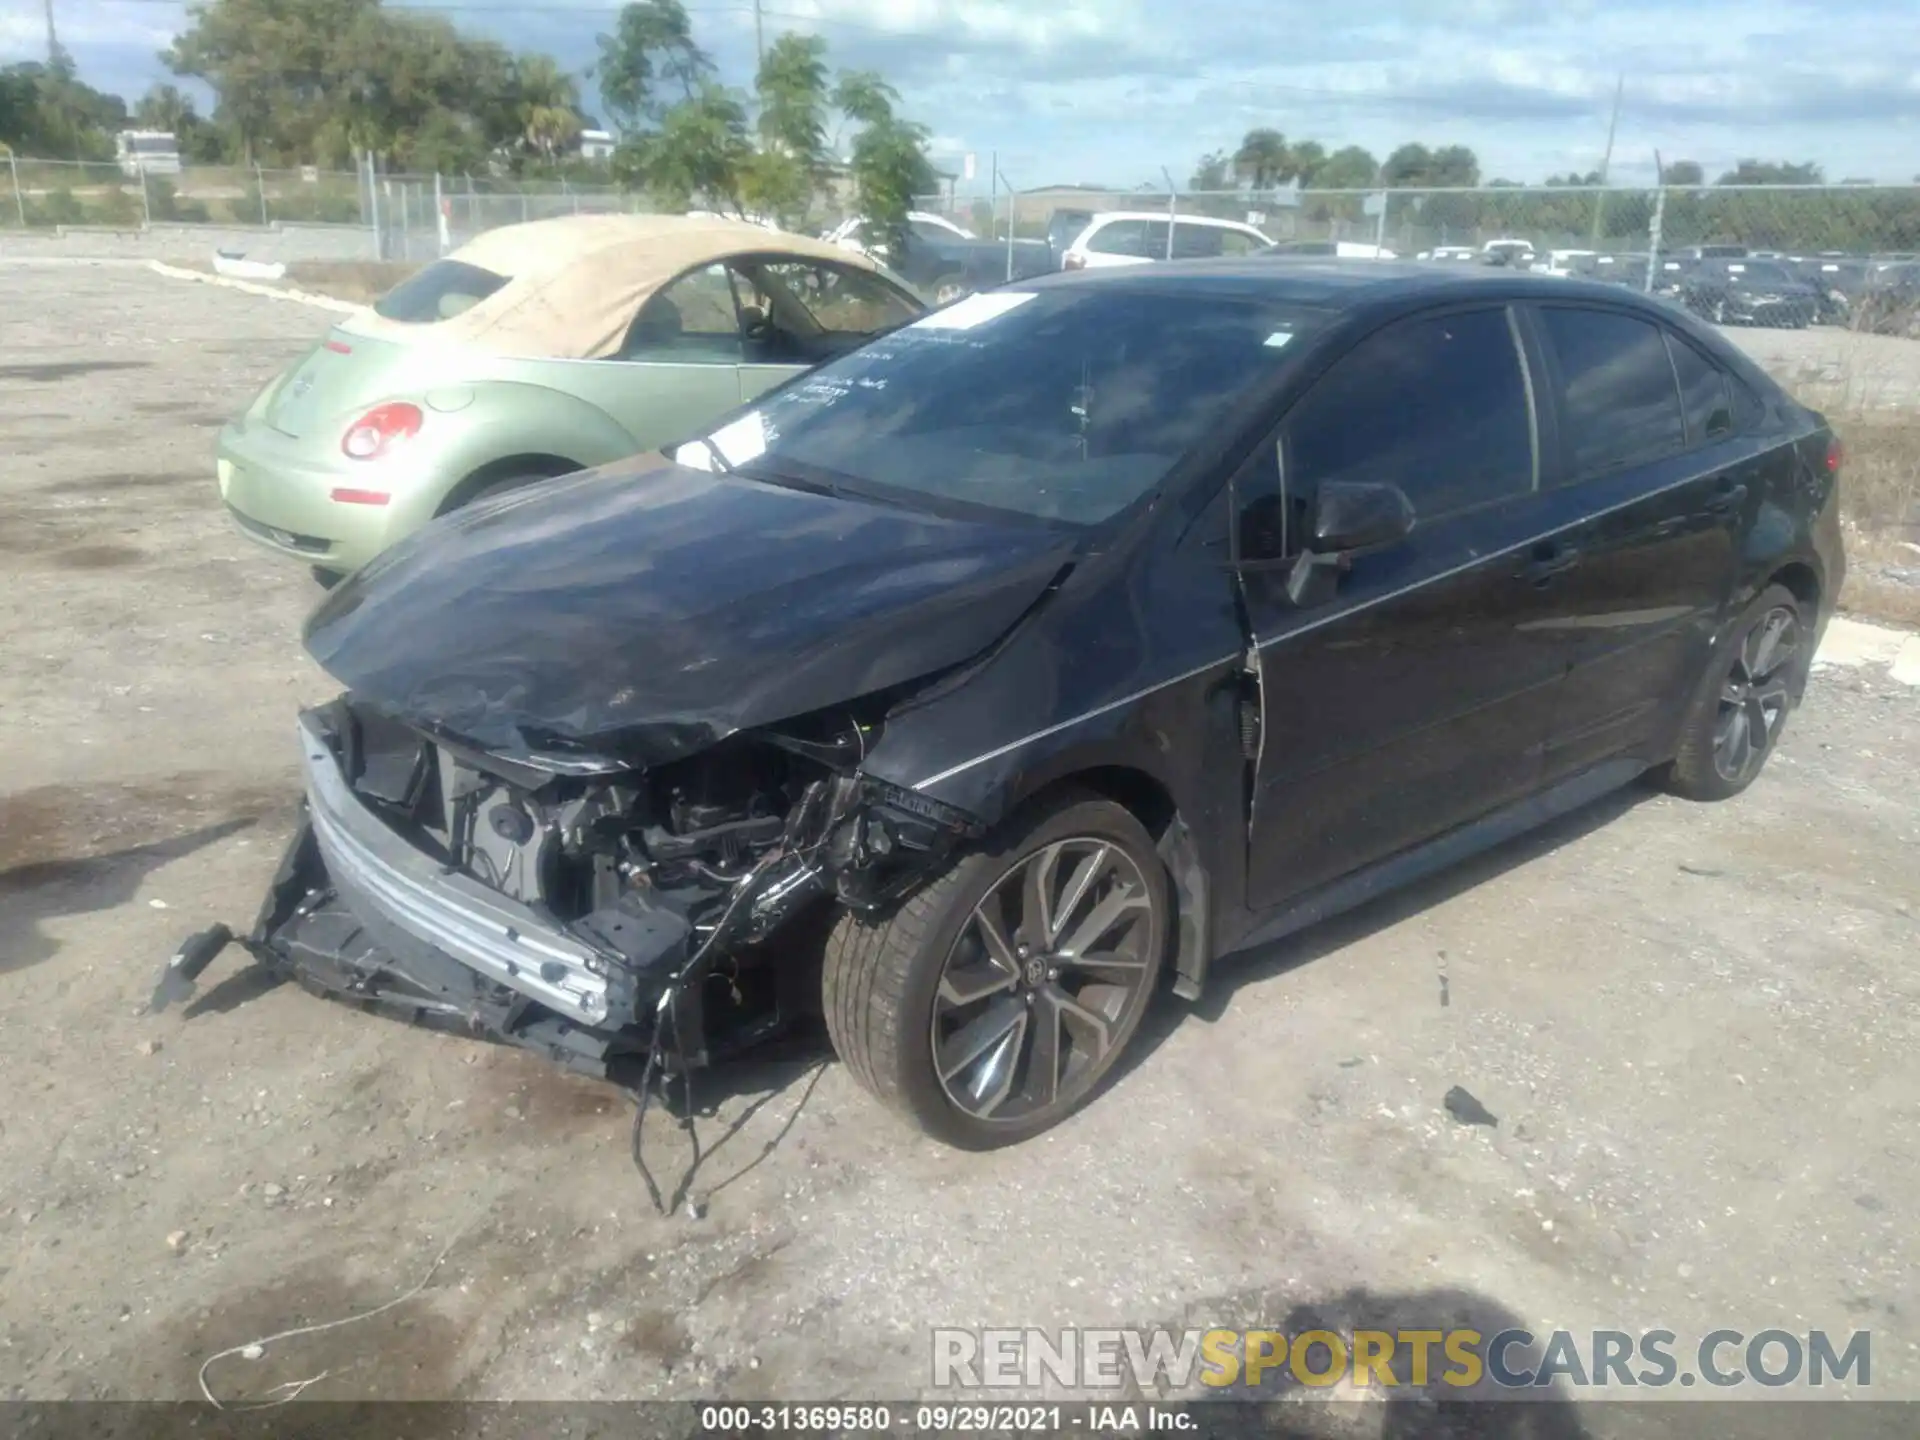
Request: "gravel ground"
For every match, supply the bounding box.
[1,265,1917,1431]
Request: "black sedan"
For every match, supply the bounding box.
[1679,258,1825,327]
[200,262,1845,1149]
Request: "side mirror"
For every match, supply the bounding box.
[1285,480,1415,609]
[1309,480,1415,555]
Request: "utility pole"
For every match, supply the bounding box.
[1645,149,1667,294]
[1590,72,1624,247]
[753,0,764,66]
[43,0,58,61]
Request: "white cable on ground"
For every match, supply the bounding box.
[195,1230,464,1410]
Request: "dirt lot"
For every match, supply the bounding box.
[2,264,1918,1429]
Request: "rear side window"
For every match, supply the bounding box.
[1664,333,1734,444]
[1089,220,1169,259]
[1172,224,1225,260]
[1538,307,1685,479]
[373,260,510,323]
[1284,307,1534,522]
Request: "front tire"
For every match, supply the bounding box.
[1662,584,1806,801]
[824,794,1169,1148]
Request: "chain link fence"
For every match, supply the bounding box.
[5,153,1916,332]
[912,183,1920,266]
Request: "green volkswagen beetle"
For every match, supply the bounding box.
[217,213,925,578]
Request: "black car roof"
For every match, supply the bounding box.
[1021,256,1683,319]
[1017,256,1787,403]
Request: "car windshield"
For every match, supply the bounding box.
[676,287,1325,526]
[373,259,512,323]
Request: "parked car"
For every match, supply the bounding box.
[1061,212,1274,268]
[1790,256,1871,325]
[1540,248,1599,277]
[1045,208,1098,268]
[1581,252,1652,286]
[1481,238,1537,267]
[1852,261,1920,337]
[196,261,1843,1148]
[825,211,1053,299]
[216,214,923,579]
[1418,246,1478,262]
[1678,258,1823,327]
[1265,239,1398,259]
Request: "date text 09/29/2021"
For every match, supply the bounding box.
[698,1405,1193,1433]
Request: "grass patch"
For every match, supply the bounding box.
[1823,411,1920,628]
[279,260,416,305]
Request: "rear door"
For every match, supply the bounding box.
[1241,304,1567,909]
[1523,304,1753,779]
[1081,219,1166,267]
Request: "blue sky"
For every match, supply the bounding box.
[5,0,1918,188]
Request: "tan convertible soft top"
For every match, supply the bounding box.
[338,213,883,359]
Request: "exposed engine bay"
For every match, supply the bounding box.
[156,693,981,1082]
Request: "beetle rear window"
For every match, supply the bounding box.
[373,260,511,323]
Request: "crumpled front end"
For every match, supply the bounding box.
[237,696,980,1077]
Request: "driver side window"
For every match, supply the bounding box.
[617,263,743,363]
[1280,306,1535,542]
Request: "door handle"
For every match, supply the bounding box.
[1703,483,1749,515]
[1516,541,1581,585]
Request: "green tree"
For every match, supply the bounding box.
[167,0,376,163]
[833,70,933,252]
[1188,149,1230,191]
[0,58,127,158]
[135,81,231,162]
[739,32,830,225]
[1232,127,1292,188]
[595,0,712,136]
[1308,145,1378,190]
[756,33,828,168]
[630,82,749,211]
[516,55,582,161]
[1664,159,1704,186]
[1716,159,1824,185]
[1383,142,1479,188]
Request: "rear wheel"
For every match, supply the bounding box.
[1662,584,1805,801]
[824,794,1168,1148]
[438,464,575,516]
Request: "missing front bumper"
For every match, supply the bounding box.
[241,817,654,1076]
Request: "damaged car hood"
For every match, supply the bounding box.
[303,456,1077,763]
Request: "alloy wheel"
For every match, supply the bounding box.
[1713,605,1799,783]
[930,837,1158,1124]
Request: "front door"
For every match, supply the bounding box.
[732,256,926,403]
[585,261,748,447]
[1239,304,1568,910]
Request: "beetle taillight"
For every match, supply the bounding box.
[1825,434,1844,473]
[341,402,423,461]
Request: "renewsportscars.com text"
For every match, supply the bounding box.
[931,1327,1872,1392]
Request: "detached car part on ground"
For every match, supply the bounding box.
[1678,259,1824,329]
[217,213,922,577]
[169,264,1845,1150]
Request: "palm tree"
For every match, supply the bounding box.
[1232,128,1292,190]
[516,55,581,160]
[134,83,199,135]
